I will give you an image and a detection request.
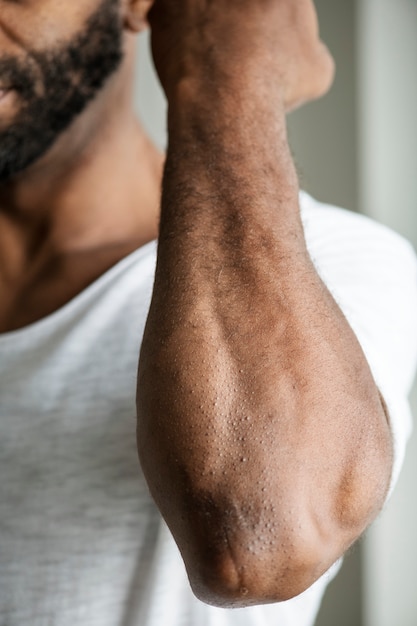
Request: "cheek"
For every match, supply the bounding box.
[0,0,107,53]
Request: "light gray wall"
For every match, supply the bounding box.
[287,0,359,215]
[357,0,417,242]
[134,31,166,149]
[357,1,417,625]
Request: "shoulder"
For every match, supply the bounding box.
[299,191,417,281]
[299,192,417,330]
[299,191,417,494]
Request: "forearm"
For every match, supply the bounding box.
[157,83,303,300]
[137,0,392,606]
[137,81,392,606]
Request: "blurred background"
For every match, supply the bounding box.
[134,1,417,624]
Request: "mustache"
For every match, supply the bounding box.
[0,56,37,100]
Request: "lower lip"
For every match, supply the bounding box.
[0,89,11,102]
[0,89,16,115]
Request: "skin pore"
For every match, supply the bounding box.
[0,0,162,332]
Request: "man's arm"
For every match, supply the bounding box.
[137,0,392,608]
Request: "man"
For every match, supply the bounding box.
[0,0,416,624]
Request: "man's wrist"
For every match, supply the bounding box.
[166,72,287,144]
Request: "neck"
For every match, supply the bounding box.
[0,68,163,277]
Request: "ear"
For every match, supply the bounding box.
[123,0,153,33]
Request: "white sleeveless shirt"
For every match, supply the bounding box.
[1,193,416,626]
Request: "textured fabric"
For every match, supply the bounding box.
[1,192,416,626]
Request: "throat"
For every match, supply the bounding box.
[0,240,145,333]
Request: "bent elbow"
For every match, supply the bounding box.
[181,517,332,608]
[190,558,323,609]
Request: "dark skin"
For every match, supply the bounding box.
[0,0,161,332]
[139,0,393,606]
[0,0,393,610]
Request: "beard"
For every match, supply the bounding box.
[0,0,124,182]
